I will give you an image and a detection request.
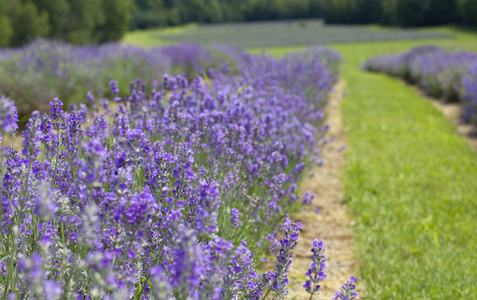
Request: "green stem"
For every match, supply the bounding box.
[261,283,274,300]
[2,225,18,300]
[308,282,316,300]
[41,143,46,164]
[52,127,61,180]
[136,274,150,299]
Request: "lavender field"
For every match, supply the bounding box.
[2,14,477,299]
[0,40,362,299]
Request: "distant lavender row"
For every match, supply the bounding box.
[462,64,477,124]
[0,45,357,299]
[362,45,477,125]
[0,40,222,117]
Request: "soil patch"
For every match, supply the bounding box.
[428,99,477,152]
[288,80,361,299]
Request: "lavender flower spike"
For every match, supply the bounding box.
[333,276,358,300]
[264,217,302,299]
[50,97,63,122]
[109,80,122,102]
[304,238,327,299]
[22,111,43,160]
[0,95,18,135]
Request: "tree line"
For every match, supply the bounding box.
[131,0,477,29]
[1,0,476,47]
[0,0,132,47]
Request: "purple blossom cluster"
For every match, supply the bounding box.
[333,277,358,300]
[302,239,358,300]
[0,95,19,143]
[0,40,222,117]
[304,239,327,297]
[0,45,354,298]
[462,63,477,125]
[362,45,477,124]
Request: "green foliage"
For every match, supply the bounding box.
[0,0,12,47]
[395,0,457,27]
[355,0,382,23]
[96,0,133,42]
[176,0,222,23]
[1,0,132,47]
[32,0,70,38]
[0,16,12,47]
[8,0,50,46]
[64,0,103,44]
[131,0,167,29]
[127,0,475,29]
[457,0,477,26]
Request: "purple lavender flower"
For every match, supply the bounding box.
[222,240,259,298]
[40,113,52,144]
[303,238,327,298]
[230,208,241,228]
[462,63,477,124]
[0,44,342,298]
[22,111,43,160]
[264,217,302,299]
[120,187,157,227]
[302,190,316,206]
[109,80,122,102]
[66,111,82,138]
[87,92,94,105]
[50,97,63,122]
[333,276,358,300]
[77,138,106,186]
[18,254,61,299]
[33,181,59,220]
[109,80,120,94]
[0,95,19,135]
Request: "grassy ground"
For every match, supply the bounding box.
[329,28,477,298]
[123,25,196,47]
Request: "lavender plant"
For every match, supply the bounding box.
[333,277,358,300]
[0,45,354,299]
[462,63,477,125]
[304,239,327,298]
[363,45,477,125]
[0,40,222,117]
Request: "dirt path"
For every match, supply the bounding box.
[288,80,361,299]
[428,99,477,152]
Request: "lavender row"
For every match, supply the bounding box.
[0,40,222,118]
[462,64,477,124]
[0,46,357,299]
[362,45,477,124]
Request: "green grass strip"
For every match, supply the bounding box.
[332,31,477,298]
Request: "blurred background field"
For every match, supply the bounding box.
[1,0,476,48]
[125,23,451,48]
